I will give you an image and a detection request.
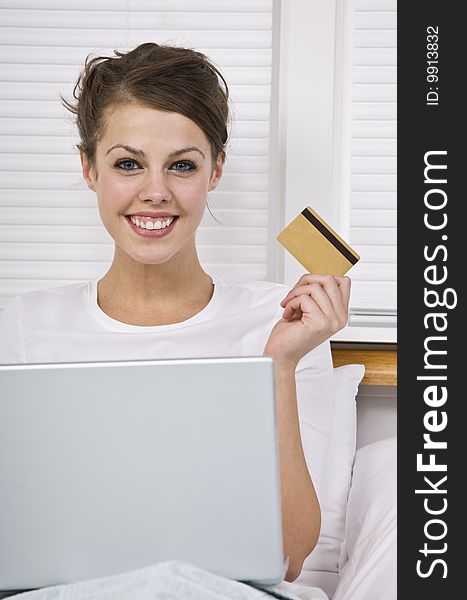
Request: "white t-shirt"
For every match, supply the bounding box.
[0,277,332,377]
[0,277,335,561]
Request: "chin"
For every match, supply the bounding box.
[130,244,186,265]
[130,253,174,266]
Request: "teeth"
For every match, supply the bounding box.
[130,216,174,230]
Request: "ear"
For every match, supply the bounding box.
[80,149,96,191]
[208,155,224,192]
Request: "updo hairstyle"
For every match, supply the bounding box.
[62,42,230,164]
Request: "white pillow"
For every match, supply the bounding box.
[333,436,397,600]
[295,363,365,598]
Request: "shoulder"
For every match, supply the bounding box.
[0,282,94,365]
[215,278,288,310]
[4,281,92,318]
[213,278,332,369]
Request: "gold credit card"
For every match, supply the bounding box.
[277,207,360,276]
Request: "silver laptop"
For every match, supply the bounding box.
[0,357,284,592]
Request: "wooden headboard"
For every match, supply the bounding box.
[331,342,397,386]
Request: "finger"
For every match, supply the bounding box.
[282,292,324,322]
[280,277,322,307]
[305,274,349,317]
[282,302,302,321]
[281,273,341,302]
[294,273,340,288]
[281,275,341,308]
[282,292,347,339]
[281,283,334,316]
[280,274,324,303]
[319,276,347,315]
[281,277,350,332]
[334,275,352,307]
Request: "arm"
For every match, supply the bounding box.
[271,361,320,582]
[264,274,351,582]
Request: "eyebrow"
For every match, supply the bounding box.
[105,144,145,157]
[169,146,206,160]
[105,144,206,160]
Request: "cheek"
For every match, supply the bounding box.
[177,176,211,207]
[187,185,209,223]
[96,175,134,209]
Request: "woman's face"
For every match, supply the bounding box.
[81,102,223,267]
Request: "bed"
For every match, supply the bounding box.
[286,342,397,600]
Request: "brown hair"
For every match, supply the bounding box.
[62,42,230,163]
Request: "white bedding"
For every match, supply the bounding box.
[10,561,328,600]
[333,437,397,599]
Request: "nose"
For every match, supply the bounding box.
[137,170,172,204]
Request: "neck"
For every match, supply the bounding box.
[97,247,214,326]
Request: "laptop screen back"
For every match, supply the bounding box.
[0,357,283,590]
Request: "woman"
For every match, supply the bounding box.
[0,43,350,582]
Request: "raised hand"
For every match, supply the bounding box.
[264,274,351,369]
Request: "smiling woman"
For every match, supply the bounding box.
[60,44,227,326]
[80,104,223,314]
[0,42,351,586]
[83,104,223,327]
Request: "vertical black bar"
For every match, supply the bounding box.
[398,3,462,597]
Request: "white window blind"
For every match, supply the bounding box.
[0,0,276,308]
[333,0,396,320]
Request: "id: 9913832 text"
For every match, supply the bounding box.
[426,26,439,107]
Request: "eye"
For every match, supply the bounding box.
[114,158,141,171]
[169,160,197,173]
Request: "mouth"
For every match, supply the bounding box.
[126,214,178,237]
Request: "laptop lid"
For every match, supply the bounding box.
[0,357,284,591]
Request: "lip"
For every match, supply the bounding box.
[126,212,178,218]
[126,215,178,238]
